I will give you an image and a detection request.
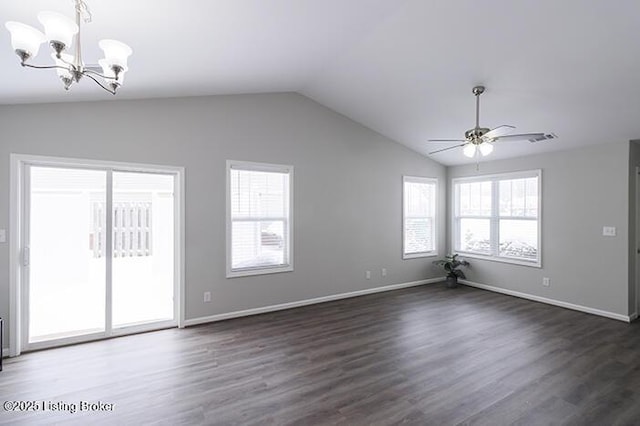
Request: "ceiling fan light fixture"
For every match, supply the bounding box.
[479,142,494,156]
[463,144,477,158]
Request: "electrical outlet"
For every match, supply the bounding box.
[365,270,371,280]
[204,291,212,303]
[381,268,387,277]
[603,226,616,237]
[542,277,550,287]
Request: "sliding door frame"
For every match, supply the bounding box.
[9,154,186,356]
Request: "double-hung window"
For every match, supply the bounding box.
[403,176,437,258]
[453,170,541,266]
[227,160,293,277]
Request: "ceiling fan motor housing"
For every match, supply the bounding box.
[465,127,491,142]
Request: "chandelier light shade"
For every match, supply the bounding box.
[37,11,79,52]
[99,40,133,69]
[52,53,75,88]
[5,22,46,60]
[99,59,125,91]
[5,0,132,95]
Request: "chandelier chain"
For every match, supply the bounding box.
[74,0,92,24]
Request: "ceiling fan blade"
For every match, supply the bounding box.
[492,133,546,142]
[427,139,468,143]
[428,143,467,155]
[483,125,515,140]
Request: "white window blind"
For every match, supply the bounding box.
[403,176,437,258]
[227,161,293,277]
[453,170,541,266]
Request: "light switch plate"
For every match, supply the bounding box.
[603,226,616,237]
[0,229,5,243]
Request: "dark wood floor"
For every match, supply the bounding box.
[2,282,640,425]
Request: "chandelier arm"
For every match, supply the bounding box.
[22,63,75,72]
[56,55,78,71]
[83,72,116,95]
[82,68,118,81]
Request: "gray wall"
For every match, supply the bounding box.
[0,93,447,349]
[447,142,631,316]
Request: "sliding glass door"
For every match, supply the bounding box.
[27,167,107,343]
[112,172,175,328]
[23,162,179,350]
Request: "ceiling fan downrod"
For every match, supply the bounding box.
[466,86,490,143]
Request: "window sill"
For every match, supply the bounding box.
[454,251,541,268]
[226,265,294,278]
[403,252,438,260]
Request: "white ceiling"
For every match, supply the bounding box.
[2,0,640,165]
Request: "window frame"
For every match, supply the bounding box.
[452,169,542,268]
[402,175,438,260]
[226,160,294,278]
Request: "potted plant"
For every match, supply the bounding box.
[433,254,469,288]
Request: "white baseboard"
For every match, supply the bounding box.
[459,279,633,323]
[630,312,638,322]
[184,277,444,327]
[2,347,9,359]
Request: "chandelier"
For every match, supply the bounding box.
[5,0,132,94]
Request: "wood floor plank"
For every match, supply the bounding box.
[1,282,639,425]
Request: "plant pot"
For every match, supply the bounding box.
[446,276,458,288]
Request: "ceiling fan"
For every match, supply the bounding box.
[428,86,556,158]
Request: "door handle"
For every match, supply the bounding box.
[23,246,30,267]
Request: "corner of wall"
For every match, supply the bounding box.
[444,164,452,256]
[628,140,640,316]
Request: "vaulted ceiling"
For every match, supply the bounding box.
[2,0,639,165]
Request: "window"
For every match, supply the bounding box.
[227,160,293,277]
[403,176,437,259]
[453,170,541,266]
